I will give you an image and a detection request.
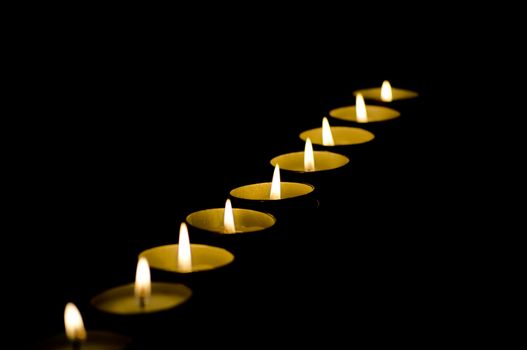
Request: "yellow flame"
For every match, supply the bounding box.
[322,117,335,146]
[356,93,368,122]
[64,303,87,342]
[178,222,192,272]
[224,198,236,233]
[270,164,281,200]
[304,137,315,172]
[381,80,393,102]
[135,257,151,303]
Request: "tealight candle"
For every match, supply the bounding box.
[299,117,375,146]
[270,137,349,173]
[186,199,276,234]
[91,257,192,315]
[353,80,418,102]
[229,164,318,218]
[139,223,234,273]
[329,93,400,123]
[34,303,131,350]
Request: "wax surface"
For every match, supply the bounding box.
[329,105,400,122]
[353,87,418,101]
[186,208,275,234]
[140,244,234,273]
[230,182,314,200]
[270,151,349,172]
[91,283,192,314]
[299,126,374,146]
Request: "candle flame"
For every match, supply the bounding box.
[135,257,151,303]
[381,80,393,102]
[178,222,192,272]
[356,93,368,123]
[64,303,87,343]
[322,117,335,146]
[270,164,281,200]
[223,198,236,233]
[304,137,315,172]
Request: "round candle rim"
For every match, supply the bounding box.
[298,126,375,146]
[329,105,401,123]
[270,151,350,173]
[35,330,132,349]
[139,244,235,273]
[91,282,192,315]
[230,181,315,201]
[352,87,419,99]
[186,208,276,234]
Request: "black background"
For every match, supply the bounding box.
[8,19,470,348]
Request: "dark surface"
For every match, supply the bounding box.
[11,41,457,347]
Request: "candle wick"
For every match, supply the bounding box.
[139,296,146,309]
[72,340,81,350]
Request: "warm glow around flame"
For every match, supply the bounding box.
[135,257,151,302]
[356,93,368,122]
[224,199,236,233]
[322,117,335,146]
[304,137,315,172]
[381,80,393,102]
[270,164,281,200]
[178,222,192,272]
[64,303,87,342]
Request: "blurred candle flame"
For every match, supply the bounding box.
[304,137,315,172]
[178,222,192,272]
[135,257,151,305]
[270,164,281,200]
[64,303,87,343]
[224,199,236,233]
[381,80,393,102]
[322,117,335,146]
[356,93,368,123]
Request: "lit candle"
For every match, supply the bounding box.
[299,117,375,146]
[353,80,418,102]
[329,93,400,123]
[91,257,192,314]
[34,303,131,349]
[186,198,276,234]
[229,164,317,216]
[270,138,349,173]
[139,223,235,273]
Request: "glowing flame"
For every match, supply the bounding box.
[178,222,192,272]
[381,80,393,102]
[304,137,315,172]
[270,164,281,200]
[64,303,87,342]
[135,257,151,305]
[223,198,236,233]
[322,117,335,146]
[356,93,368,123]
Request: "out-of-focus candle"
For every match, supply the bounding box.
[139,223,234,273]
[270,138,349,173]
[329,93,400,123]
[353,80,418,102]
[299,117,375,146]
[91,258,192,315]
[34,303,131,350]
[186,199,276,234]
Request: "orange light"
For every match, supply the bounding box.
[381,80,393,102]
[356,93,368,122]
[322,117,335,146]
[134,257,151,305]
[64,303,87,342]
[178,223,192,272]
[223,199,236,233]
[270,164,281,200]
[304,137,315,171]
